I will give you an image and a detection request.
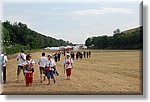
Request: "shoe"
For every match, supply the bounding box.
[43,77,46,81]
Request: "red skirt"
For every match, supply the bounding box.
[66,68,72,76]
[25,73,33,86]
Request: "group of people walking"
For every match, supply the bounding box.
[70,51,91,60]
[1,49,91,87]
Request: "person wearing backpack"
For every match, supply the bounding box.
[23,54,35,87]
[38,52,47,83]
[16,49,26,83]
[63,53,73,80]
[1,51,8,84]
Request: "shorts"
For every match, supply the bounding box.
[17,66,24,75]
[45,70,55,79]
[39,67,45,74]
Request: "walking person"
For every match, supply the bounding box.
[45,54,56,85]
[64,53,73,80]
[16,49,26,83]
[38,52,47,83]
[54,52,58,62]
[57,51,61,61]
[0,51,8,84]
[23,54,35,87]
[70,51,74,60]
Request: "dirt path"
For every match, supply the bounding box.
[2,50,142,95]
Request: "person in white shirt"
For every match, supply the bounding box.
[38,52,47,83]
[1,51,8,84]
[16,49,26,83]
[63,53,73,80]
[45,54,56,85]
[23,54,35,87]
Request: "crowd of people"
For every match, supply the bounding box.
[0,49,91,87]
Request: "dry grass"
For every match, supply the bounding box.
[2,50,142,95]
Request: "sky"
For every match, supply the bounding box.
[2,0,142,44]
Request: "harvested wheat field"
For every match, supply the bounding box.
[2,50,143,95]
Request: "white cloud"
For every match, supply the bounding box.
[71,7,133,15]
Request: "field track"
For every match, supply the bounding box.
[2,50,142,95]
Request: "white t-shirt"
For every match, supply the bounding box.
[1,54,8,67]
[17,53,26,66]
[50,59,56,67]
[38,56,47,68]
[63,58,73,69]
[45,59,56,71]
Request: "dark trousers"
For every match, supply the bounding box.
[3,66,6,82]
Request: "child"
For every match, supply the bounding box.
[45,54,56,85]
[38,52,47,83]
[64,53,73,80]
[23,54,35,87]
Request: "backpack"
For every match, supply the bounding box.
[0,54,5,66]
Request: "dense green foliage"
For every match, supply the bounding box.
[2,21,71,54]
[85,27,143,49]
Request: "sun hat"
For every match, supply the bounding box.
[66,53,70,56]
[48,53,53,57]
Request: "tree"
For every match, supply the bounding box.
[85,37,92,47]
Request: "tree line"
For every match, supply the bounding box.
[2,21,72,54]
[85,27,143,49]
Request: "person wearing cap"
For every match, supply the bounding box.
[63,53,73,80]
[16,49,26,83]
[0,51,8,84]
[45,54,56,85]
[38,52,47,83]
[23,54,35,87]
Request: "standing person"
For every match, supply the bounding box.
[72,52,75,60]
[64,53,73,80]
[16,49,26,83]
[83,51,86,58]
[89,51,91,57]
[79,52,83,60]
[45,54,56,85]
[0,52,8,84]
[23,54,35,87]
[38,52,47,83]
[76,52,78,60]
[87,51,89,58]
[63,49,66,56]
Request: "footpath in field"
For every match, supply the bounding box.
[2,50,142,95]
